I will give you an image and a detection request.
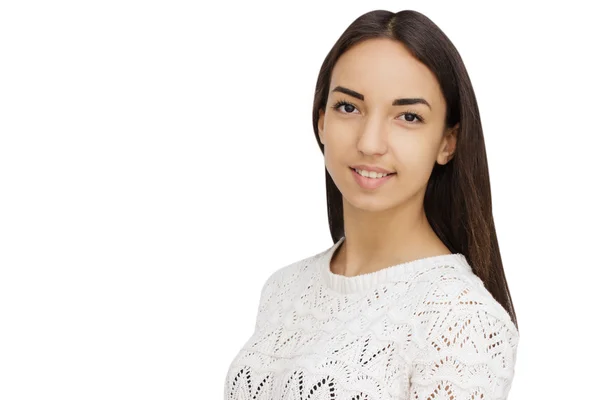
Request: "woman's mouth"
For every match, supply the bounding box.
[350,167,396,189]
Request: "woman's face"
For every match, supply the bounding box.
[318,38,457,212]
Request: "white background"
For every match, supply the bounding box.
[1,1,598,398]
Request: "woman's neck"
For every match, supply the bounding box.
[333,202,452,277]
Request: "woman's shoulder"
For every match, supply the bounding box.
[407,263,519,341]
[407,267,520,399]
[257,247,325,297]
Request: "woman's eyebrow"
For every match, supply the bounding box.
[331,85,431,109]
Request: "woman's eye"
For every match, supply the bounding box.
[398,112,423,124]
[333,101,358,114]
[341,104,356,113]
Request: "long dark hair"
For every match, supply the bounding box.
[311,9,518,330]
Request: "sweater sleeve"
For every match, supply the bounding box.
[408,306,519,400]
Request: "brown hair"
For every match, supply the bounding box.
[311,9,518,330]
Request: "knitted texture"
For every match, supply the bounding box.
[224,237,519,399]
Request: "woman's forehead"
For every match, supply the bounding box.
[330,40,444,110]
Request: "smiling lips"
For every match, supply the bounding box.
[351,167,394,178]
[350,167,396,189]
[350,164,395,174]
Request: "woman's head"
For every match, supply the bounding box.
[317,37,459,214]
[312,9,518,329]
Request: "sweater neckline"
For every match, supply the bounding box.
[318,236,472,295]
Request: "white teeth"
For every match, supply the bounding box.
[353,168,391,178]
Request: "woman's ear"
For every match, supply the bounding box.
[437,123,459,165]
[318,109,325,145]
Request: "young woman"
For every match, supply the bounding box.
[225,9,519,400]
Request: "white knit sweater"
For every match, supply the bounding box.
[224,236,519,399]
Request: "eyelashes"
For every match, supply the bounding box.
[331,99,425,124]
